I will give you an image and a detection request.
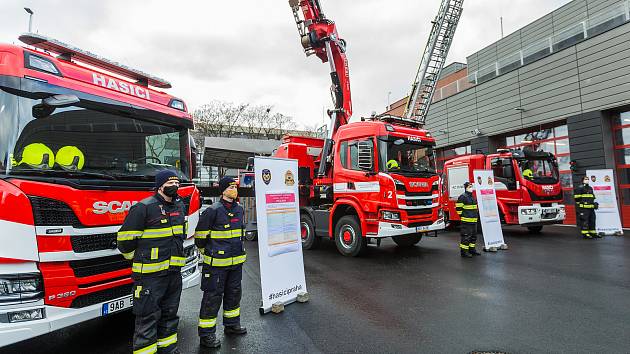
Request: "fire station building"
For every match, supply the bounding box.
[386,0,630,226]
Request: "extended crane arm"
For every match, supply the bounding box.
[289,0,352,132]
[290,0,352,177]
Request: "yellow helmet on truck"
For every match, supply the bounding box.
[15,143,55,169]
[56,146,85,171]
[387,159,399,170]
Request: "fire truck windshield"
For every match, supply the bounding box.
[0,91,190,182]
[379,137,436,176]
[517,158,558,184]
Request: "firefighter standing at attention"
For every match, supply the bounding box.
[456,182,481,258]
[195,177,247,348]
[117,170,187,354]
[574,175,600,239]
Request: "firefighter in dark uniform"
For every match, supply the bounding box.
[117,170,187,354]
[456,182,481,258]
[574,175,600,239]
[195,177,247,348]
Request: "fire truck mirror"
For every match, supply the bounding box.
[33,94,80,118]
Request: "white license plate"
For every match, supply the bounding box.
[102,296,133,316]
[416,226,429,232]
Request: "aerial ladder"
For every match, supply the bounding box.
[402,0,464,125]
[289,0,351,177]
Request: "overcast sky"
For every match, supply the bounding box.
[1,0,571,129]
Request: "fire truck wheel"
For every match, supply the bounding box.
[527,225,543,233]
[334,216,367,257]
[300,214,319,250]
[392,234,422,247]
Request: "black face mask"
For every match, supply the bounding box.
[163,185,179,198]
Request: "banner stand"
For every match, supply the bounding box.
[474,170,507,251]
[586,169,623,236]
[259,292,310,315]
[254,157,309,315]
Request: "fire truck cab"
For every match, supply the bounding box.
[0,34,200,346]
[275,118,444,256]
[443,149,565,232]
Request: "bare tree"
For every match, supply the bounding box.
[191,100,302,178]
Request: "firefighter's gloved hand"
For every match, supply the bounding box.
[594,202,599,210]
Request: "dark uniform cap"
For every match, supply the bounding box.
[463,182,472,189]
[155,169,179,188]
[219,176,237,193]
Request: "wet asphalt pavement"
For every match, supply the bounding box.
[2,225,630,354]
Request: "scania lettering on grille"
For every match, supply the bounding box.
[409,181,428,188]
[93,200,139,214]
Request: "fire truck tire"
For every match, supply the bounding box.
[300,214,319,250]
[334,215,367,257]
[527,225,543,233]
[392,234,422,247]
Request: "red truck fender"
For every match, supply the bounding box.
[495,198,508,222]
[329,198,367,239]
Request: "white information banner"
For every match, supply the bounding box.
[254,157,307,313]
[473,170,506,249]
[586,169,623,235]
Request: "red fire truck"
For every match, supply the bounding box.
[443,149,566,233]
[274,0,469,256]
[0,34,201,346]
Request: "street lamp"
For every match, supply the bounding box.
[24,7,34,33]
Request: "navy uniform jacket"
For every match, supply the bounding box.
[117,193,187,279]
[456,191,478,224]
[194,200,246,268]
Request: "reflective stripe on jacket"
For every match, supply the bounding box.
[574,184,595,209]
[457,191,478,224]
[195,200,246,267]
[117,194,187,278]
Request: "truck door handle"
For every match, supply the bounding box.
[347,182,355,190]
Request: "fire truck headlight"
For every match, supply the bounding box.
[0,273,43,304]
[14,278,41,292]
[432,180,439,186]
[382,211,401,221]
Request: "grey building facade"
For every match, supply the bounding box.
[426,0,630,226]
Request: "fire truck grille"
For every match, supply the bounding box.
[71,233,118,253]
[404,191,434,197]
[528,190,562,202]
[70,283,133,308]
[407,209,433,216]
[28,196,82,227]
[70,255,129,278]
[409,221,433,228]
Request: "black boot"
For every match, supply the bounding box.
[200,334,221,348]
[460,249,472,258]
[593,232,602,238]
[224,325,247,335]
[469,244,481,256]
